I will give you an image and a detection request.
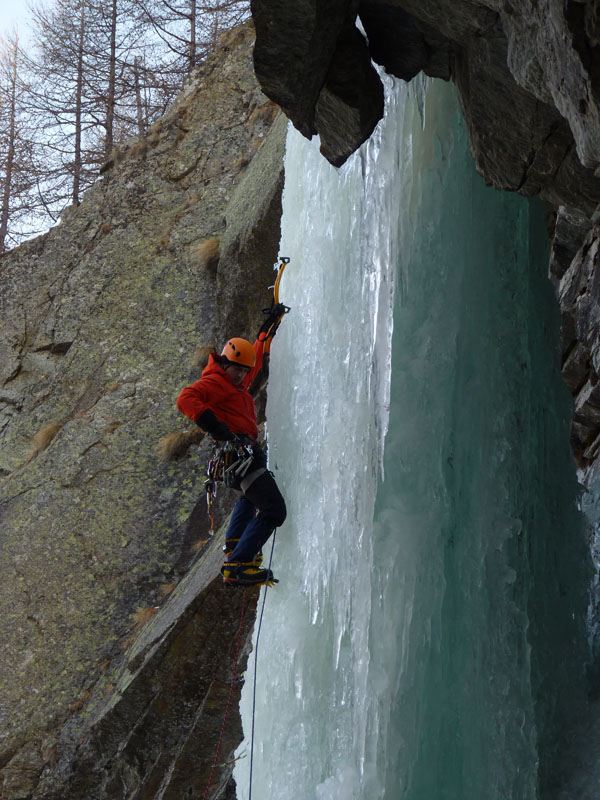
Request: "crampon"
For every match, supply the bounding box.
[221,561,278,587]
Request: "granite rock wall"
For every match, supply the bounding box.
[0,22,285,800]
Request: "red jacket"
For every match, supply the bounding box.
[177,338,265,440]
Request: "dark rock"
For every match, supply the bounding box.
[556,223,600,467]
[31,533,257,800]
[314,21,385,166]
[453,22,600,212]
[501,0,600,172]
[251,0,359,138]
[251,0,600,206]
[575,378,600,428]
[550,206,593,283]
[562,341,591,395]
[358,1,452,81]
[251,0,385,165]
[382,0,498,43]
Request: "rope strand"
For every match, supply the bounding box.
[248,531,277,800]
[202,588,249,800]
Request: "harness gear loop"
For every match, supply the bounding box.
[205,440,255,531]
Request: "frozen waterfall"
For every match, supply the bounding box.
[235,77,592,799]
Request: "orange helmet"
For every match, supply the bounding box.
[221,337,255,368]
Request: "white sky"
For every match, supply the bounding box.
[0,0,34,43]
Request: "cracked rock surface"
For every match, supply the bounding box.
[0,22,285,800]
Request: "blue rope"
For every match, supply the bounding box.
[248,530,277,800]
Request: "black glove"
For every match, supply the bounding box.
[258,303,289,337]
[234,433,255,446]
[196,409,234,440]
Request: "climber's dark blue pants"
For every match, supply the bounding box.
[226,449,286,563]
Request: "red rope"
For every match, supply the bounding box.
[202,588,249,800]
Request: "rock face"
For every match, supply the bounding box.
[32,539,259,800]
[251,0,384,165]
[250,0,600,475]
[0,22,285,799]
[7,4,600,798]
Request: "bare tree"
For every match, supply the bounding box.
[72,0,86,203]
[85,0,149,158]
[134,0,250,76]
[25,0,99,212]
[25,0,156,212]
[0,34,39,252]
[1,0,251,247]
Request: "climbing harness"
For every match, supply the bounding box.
[200,258,289,798]
[205,440,255,532]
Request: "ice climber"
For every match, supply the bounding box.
[176,309,287,587]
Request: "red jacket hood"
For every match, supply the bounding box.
[176,341,265,439]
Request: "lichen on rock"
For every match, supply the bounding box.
[0,21,285,800]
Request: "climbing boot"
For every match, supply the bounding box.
[223,539,263,566]
[223,539,239,559]
[220,561,278,587]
